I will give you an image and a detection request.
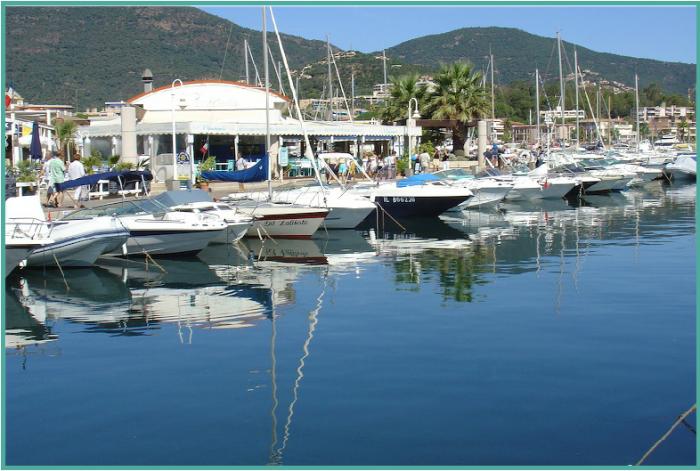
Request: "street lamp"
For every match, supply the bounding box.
[407,97,421,176]
[171,78,183,182]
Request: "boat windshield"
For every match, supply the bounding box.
[433,168,473,180]
[61,199,168,220]
[476,168,502,178]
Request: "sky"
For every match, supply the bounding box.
[201,6,696,64]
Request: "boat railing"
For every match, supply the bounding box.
[6,218,49,241]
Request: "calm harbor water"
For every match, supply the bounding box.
[5,182,696,466]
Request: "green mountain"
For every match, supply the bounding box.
[5,6,335,108]
[384,26,695,96]
[5,9,695,110]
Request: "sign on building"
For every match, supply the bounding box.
[177,152,192,180]
[278,146,289,166]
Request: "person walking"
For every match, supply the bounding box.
[67,154,87,208]
[46,151,65,208]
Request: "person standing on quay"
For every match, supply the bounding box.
[67,153,87,208]
[46,151,65,208]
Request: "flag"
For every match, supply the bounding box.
[200,142,208,156]
[5,86,14,108]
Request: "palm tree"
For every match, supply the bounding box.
[54,119,78,161]
[380,73,428,124]
[427,62,489,154]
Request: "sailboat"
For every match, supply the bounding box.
[227,19,375,230]
[220,9,331,238]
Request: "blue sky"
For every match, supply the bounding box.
[200,6,696,64]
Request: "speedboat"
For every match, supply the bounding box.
[428,169,512,209]
[169,201,253,244]
[665,156,696,180]
[6,195,129,268]
[228,185,375,229]
[60,198,227,256]
[151,189,330,239]
[349,179,474,218]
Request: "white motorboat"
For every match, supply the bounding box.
[665,156,697,180]
[228,185,375,229]
[152,189,329,239]
[430,169,512,209]
[60,198,227,256]
[169,201,254,244]
[6,195,129,268]
[230,200,330,239]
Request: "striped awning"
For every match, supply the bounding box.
[79,119,421,139]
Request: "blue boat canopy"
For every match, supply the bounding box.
[201,158,267,183]
[54,170,153,192]
[396,173,441,187]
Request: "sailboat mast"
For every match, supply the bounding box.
[490,50,495,120]
[574,48,579,146]
[535,68,541,145]
[263,7,272,198]
[244,39,250,83]
[557,32,565,134]
[635,74,640,152]
[327,38,333,121]
[351,71,355,118]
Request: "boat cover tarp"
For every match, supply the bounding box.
[151,189,213,207]
[54,170,153,192]
[201,158,267,183]
[396,173,441,187]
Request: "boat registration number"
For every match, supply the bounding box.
[383,197,416,203]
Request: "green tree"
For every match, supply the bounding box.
[380,73,428,124]
[54,119,78,161]
[427,62,489,154]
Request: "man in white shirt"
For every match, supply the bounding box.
[67,155,87,208]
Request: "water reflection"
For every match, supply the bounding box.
[7,183,695,344]
[4,182,695,466]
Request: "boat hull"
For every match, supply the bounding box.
[27,233,128,268]
[211,221,252,244]
[322,205,376,229]
[371,195,472,218]
[5,246,33,276]
[458,186,510,209]
[246,212,328,239]
[118,229,224,256]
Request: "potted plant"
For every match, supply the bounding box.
[196,155,217,190]
[81,150,103,175]
[16,159,39,195]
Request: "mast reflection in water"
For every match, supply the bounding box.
[5,183,695,466]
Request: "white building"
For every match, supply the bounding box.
[638,105,693,123]
[78,80,421,182]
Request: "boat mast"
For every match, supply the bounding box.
[557,31,565,141]
[269,6,328,190]
[574,48,579,147]
[327,37,333,121]
[263,7,272,199]
[535,68,541,146]
[244,38,250,83]
[635,73,640,152]
[490,48,495,121]
[351,70,355,118]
